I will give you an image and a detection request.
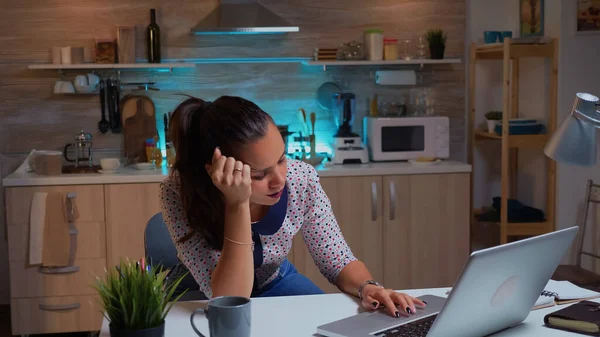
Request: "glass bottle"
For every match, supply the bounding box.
[147,9,161,63]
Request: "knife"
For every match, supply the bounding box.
[106,78,114,131]
[112,79,122,133]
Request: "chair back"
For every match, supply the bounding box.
[576,180,600,267]
[144,212,180,269]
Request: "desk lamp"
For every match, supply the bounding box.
[544,93,600,166]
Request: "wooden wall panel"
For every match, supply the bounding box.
[0,0,465,157]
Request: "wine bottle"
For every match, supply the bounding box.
[147,8,161,63]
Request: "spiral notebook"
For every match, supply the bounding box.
[533,280,600,310]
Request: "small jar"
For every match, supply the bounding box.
[166,141,176,167]
[364,29,384,61]
[145,138,155,163]
[383,38,399,60]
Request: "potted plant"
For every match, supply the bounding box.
[425,29,447,59]
[94,258,186,337]
[485,111,503,133]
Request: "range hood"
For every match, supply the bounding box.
[191,0,299,35]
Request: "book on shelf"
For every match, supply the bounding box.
[533,279,600,310]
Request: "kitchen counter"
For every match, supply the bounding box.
[2,160,471,187]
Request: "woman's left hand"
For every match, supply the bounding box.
[360,285,426,318]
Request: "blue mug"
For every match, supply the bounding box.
[484,31,500,44]
[499,31,513,42]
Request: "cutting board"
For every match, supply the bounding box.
[121,94,155,124]
[123,96,157,163]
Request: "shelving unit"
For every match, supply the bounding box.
[303,58,462,70]
[468,38,558,245]
[28,63,195,72]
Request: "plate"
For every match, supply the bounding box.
[98,169,117,174]
[134,163,155,170]
[409,159,442,165]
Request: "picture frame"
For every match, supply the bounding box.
[577,0,600,35]
[520,0,545,37]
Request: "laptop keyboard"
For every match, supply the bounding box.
[374,314,437,337]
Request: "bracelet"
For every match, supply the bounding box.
[224,236,254,248]
[358,279,384,299]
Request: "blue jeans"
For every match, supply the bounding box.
[254,259,325,297]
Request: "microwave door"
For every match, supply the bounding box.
[381,125,427,159]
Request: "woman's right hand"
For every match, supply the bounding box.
[206,147,252,205]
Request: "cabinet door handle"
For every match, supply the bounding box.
[371,181,378,222]
[389,181,396,221]
[38,265,80,274]
[39,303,80,311]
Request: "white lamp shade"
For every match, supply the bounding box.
[544,114,597,166]
[544,93,600,167]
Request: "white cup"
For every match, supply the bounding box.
[54,80,75,94]
[61,47,72,64]
[100,158,121,171]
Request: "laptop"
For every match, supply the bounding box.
[317,226,579,337]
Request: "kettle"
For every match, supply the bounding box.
[64,129,93,167]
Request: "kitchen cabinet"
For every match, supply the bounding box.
[104,183,161,268]
[3,169,469,335]
[382,174,470,290]
[291,173,469,294]
[292,176,383,294]
[5,185,106,336]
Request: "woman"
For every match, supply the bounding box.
[159,96,425,318]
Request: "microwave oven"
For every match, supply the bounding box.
[363,116,450,161]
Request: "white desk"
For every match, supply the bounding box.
[99,288,594,336]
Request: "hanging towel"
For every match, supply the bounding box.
[41,192,71,267]
[29,192,48,265]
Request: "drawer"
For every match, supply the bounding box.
[10,258,106,298]
[5,184,105,225]
[11,295,103,335]
[7,221,106,261]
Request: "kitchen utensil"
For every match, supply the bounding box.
[74,74,100,93]
[100,158,120,171]
[297,108,309,136]
[316,82,341,110]
[120,95,155,125]
[111,79,122,133]
[106,78,114,129]
[63,129,93,168]
[54,81,75,94]
[98,80,109,134]
[191,296,251,337]
[123,97,158,164]
[277,125,293,155]
[60,47,72,64]
[309,112,316,135]
[331,92,369,164]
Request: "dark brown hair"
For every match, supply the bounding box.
[170,96,274,250]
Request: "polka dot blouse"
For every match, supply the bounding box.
[159,159,357,298]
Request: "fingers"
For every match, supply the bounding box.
[222,157,236,184]
[212,147,221,163]
[392,293,414,315]
[361,294,379,311]
[232,161,244,183]
[374,291,402,318]
[242,164,251,182]
[211,153,227,181]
